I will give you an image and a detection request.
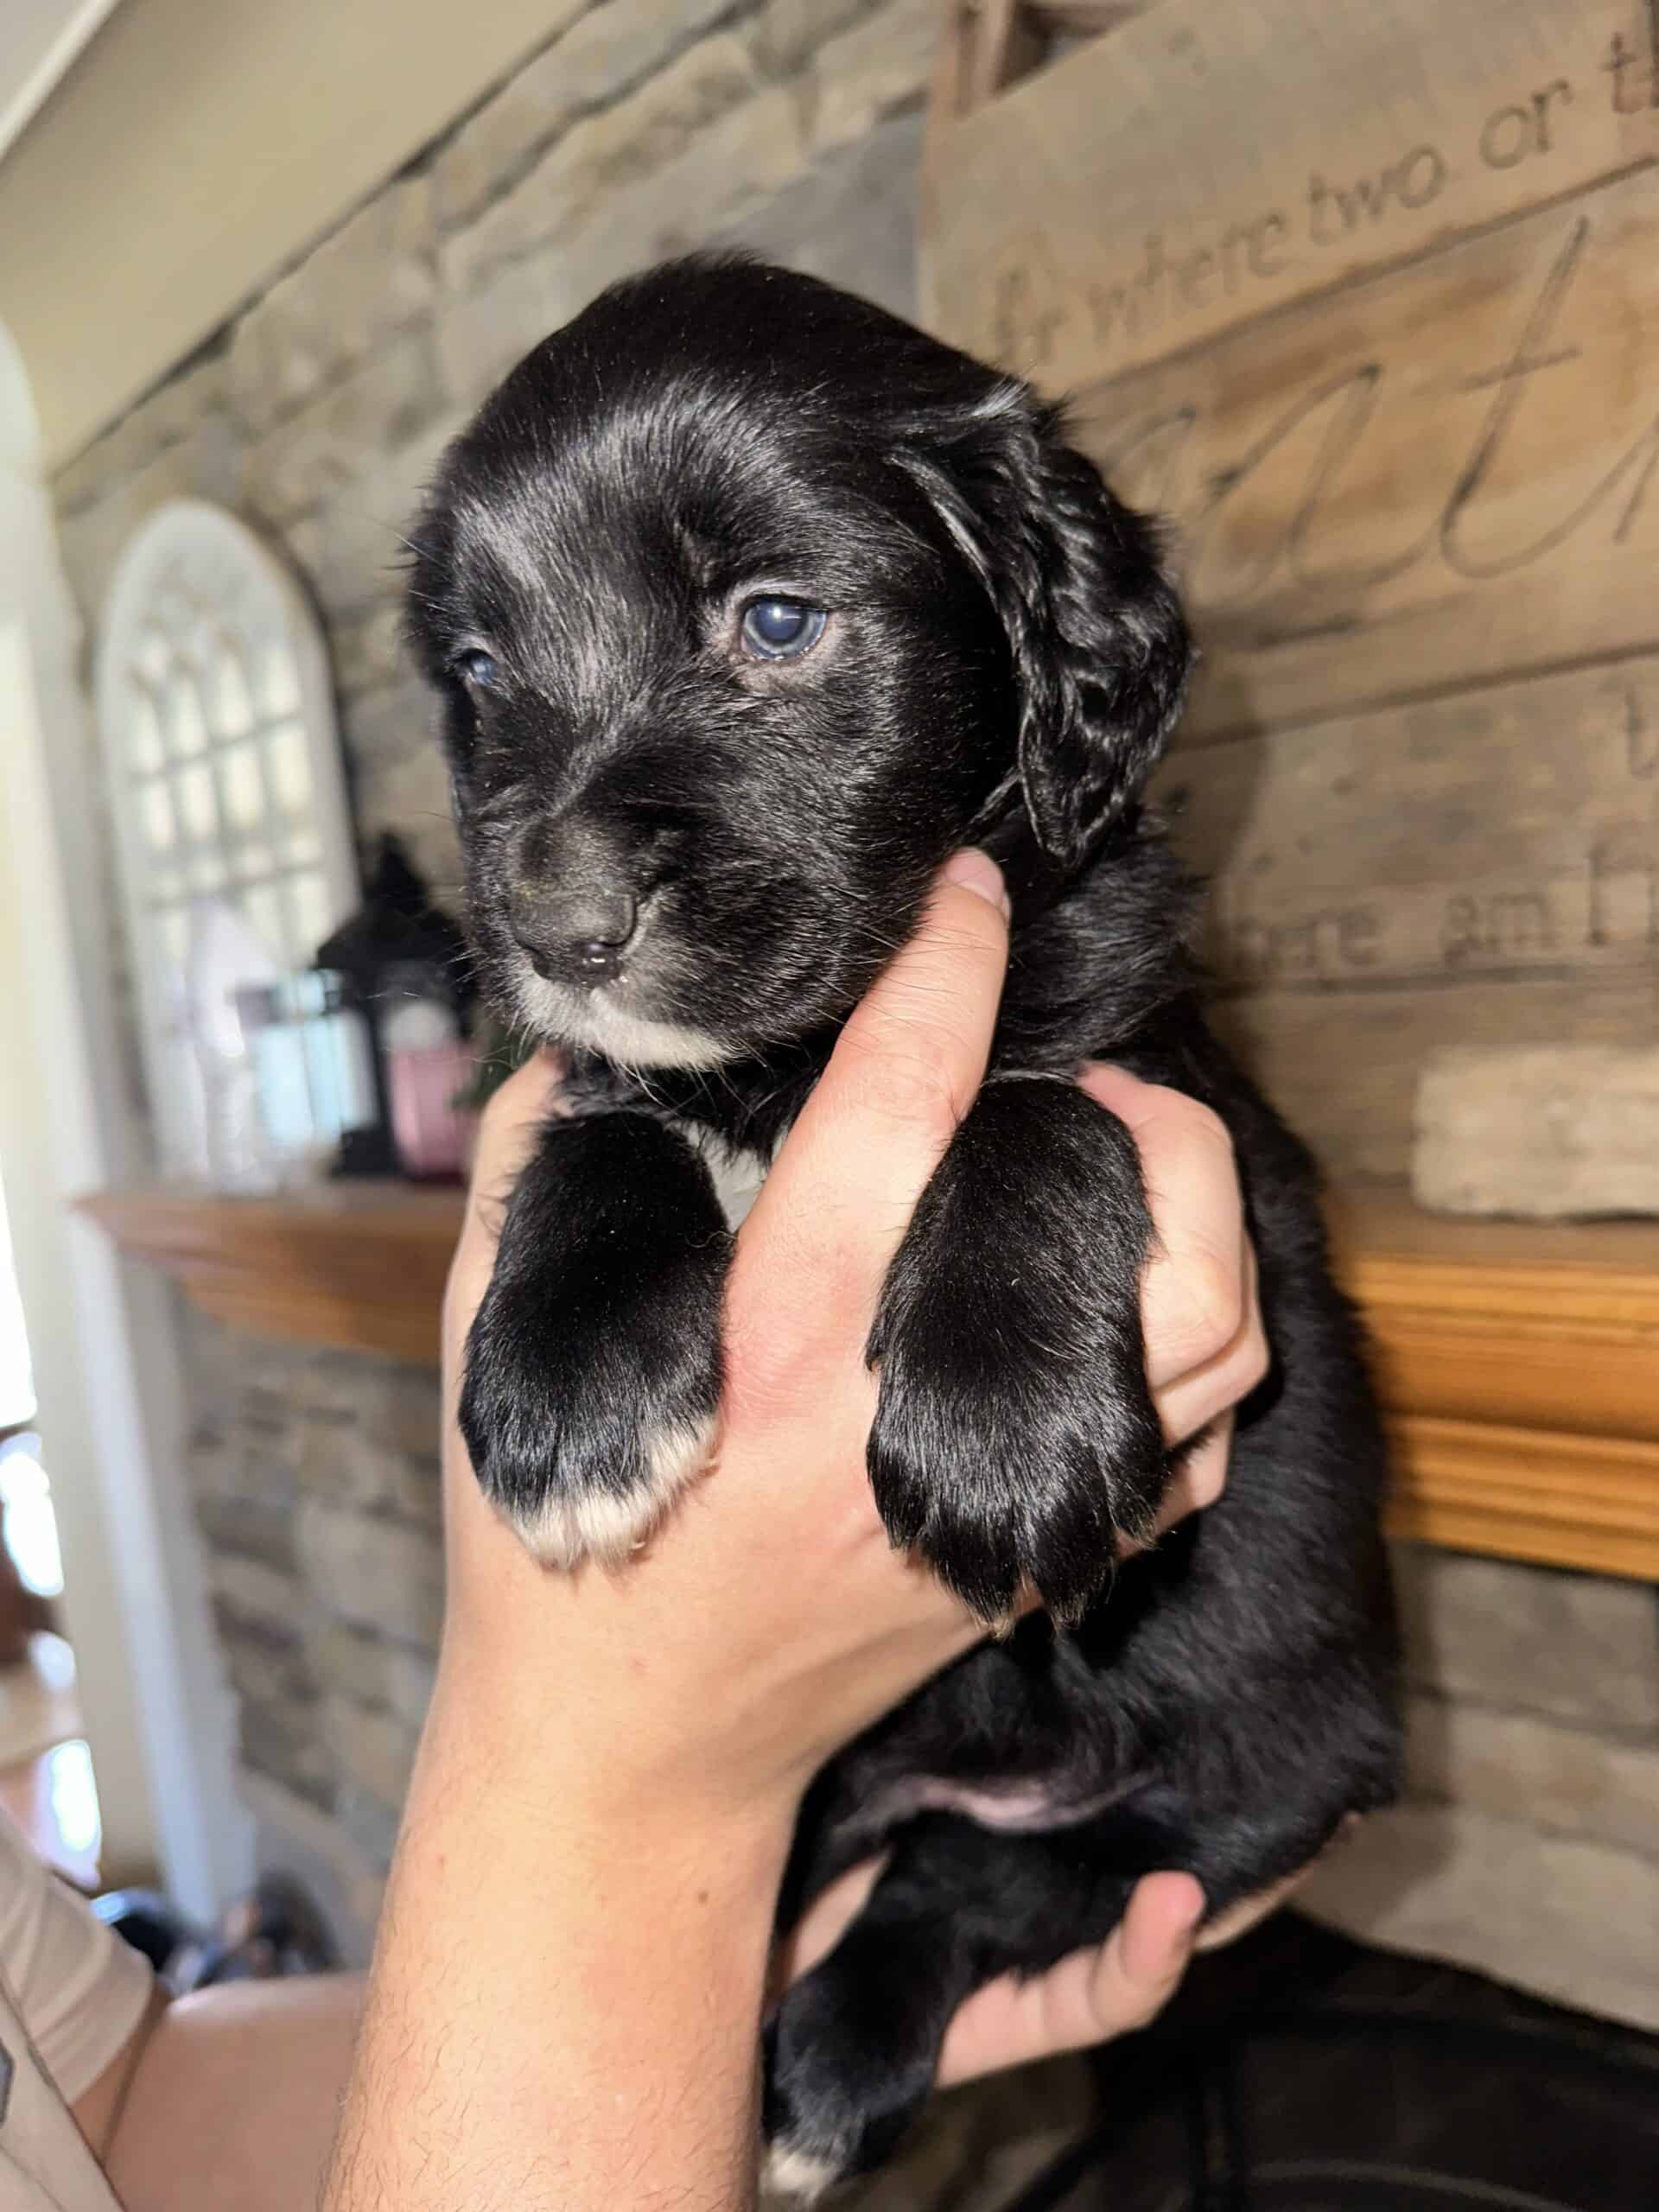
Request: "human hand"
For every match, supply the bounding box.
[778,1848,1324,2094]
[437,852,1266,1839]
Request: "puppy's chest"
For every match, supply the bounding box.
[700,1135,773,1232]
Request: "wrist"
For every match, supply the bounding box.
[423,1633,803,1876]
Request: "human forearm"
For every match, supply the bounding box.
[322,1656,793,2212]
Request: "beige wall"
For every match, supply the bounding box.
[0,0,588,465]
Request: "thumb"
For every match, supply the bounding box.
[734,851,1009,1358]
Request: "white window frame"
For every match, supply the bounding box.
[95,498,360,1177]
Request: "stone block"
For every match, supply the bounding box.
[1406,1694,1659,1859]
[340,675,435,781]
[308,1620,392,1711]
[753,0,881,79]
[209,1549,303,1629]
[1395,1547,1659,1735]
[434,251,587,413]
[381,1643,437,1733]
[806,0,938,158]
[333,603,412,704]
[239,1693,334,1808]
[286,411,463,619]
[194,1489,301,1574]
[310,1624,437,1734]
[432,0,730,232]
[359,1365,446,1465]
[218,1610,319,1713]
[437,84,810,412]
[296,1498,446,1646]
[226,175,439,435]
[1300,1802,1659,2031]
[716,107,920,321]
[442,34,766,298]
[54,346,229,514]
[335,1780,404,1870]
[242,332,445,527]
[1414,1044,1659,1217]
[323,1693,420,1810]
[296,1405,443,1534]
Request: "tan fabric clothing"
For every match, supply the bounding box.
[0,1811,151,2210]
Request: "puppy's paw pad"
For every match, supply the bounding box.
[505,1411,717,1567]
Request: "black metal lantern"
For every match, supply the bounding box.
[313,833,473,1176]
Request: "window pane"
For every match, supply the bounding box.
[255,642,302,720]
[167,675,209,759]
[220,742,264,832]
[265,721,314,816]
[206,642,257,740]
[176,761,216,842]
[287,869,333,960]
[140,780,176,855]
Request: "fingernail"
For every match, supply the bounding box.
[942,848,1009,917]
[1172,1878,1206,1936]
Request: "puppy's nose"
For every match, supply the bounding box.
[508,883,639,986]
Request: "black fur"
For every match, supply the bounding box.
[405,255,1400,2192]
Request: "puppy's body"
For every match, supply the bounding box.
[407,257,1400,2192]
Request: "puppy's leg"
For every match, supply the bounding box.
[461,1109,729,1566]
[868,1075,1165,1626]
[764,1783,1351,2200]
[763,1813,1137,2200]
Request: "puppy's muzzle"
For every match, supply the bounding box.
[509,878,639,987]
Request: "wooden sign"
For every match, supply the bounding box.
[922,0,1659,1180]
[924,0,1659,388]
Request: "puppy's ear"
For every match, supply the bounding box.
[902,390,1192,868]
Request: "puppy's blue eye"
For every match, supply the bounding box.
[740,598,827,661]
[454,647,499,688]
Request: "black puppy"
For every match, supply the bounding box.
[406,254,1400,2196]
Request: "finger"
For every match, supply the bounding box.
[455,1050,566,1245]
[1153,1238,1268,1450]
[445,1052,568,1356]
[1077,1068,1250,1398]
[936,1872,1203,2087]
[733,853,1009,1368]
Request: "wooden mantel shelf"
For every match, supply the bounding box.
[80,1181,1659,1583]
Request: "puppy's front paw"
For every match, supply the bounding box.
[868,1283,1163,1626]
[459,1109,730,1567]
[867,1080,1167,1626]
[461,1270,721,1566]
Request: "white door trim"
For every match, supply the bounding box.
[0,319,251,1913]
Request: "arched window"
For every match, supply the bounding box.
[96,500,359,1175]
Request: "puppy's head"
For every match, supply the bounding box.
[406,255,1189,1069]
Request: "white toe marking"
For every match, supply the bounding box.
[761,2143,842,2203]
[506,1412,717,1568]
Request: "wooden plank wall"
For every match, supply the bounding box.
[920,0,1659,1179]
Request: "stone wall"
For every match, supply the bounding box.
[1305,1546,1659,2031]
[44,0,1658,2027]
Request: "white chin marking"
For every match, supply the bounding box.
[505,1413,717,1569]
[512,967,731,1071]
[761,2143,842,2204]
